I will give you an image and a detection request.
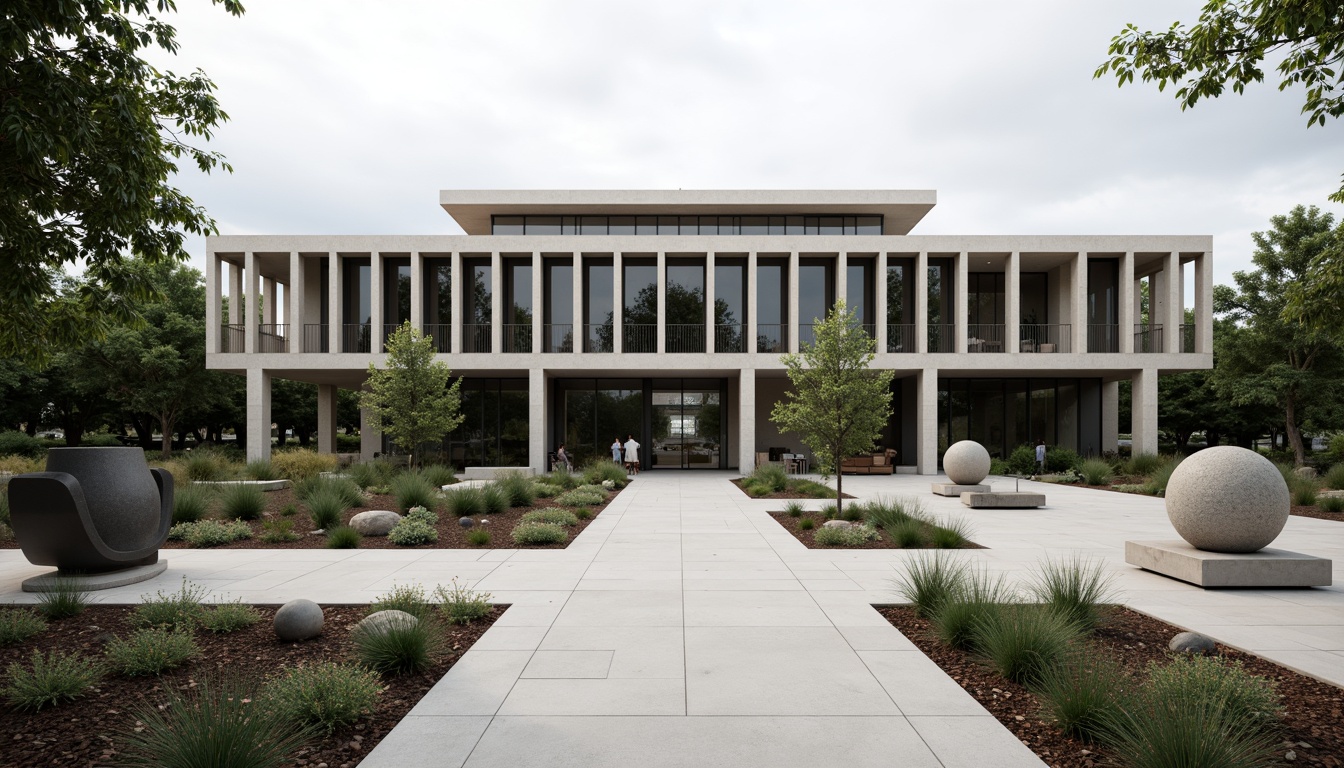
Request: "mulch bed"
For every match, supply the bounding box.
[729,478,854,500]
[0,603,506,768]
[768,511,984,550]
[880,605,1344,768]
[1291,504,1344,523]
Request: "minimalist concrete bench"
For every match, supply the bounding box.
[960,491,1046,509]
[196,479,290,492]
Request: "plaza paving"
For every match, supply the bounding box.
[2,472,1342,767]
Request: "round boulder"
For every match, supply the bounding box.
[1169,631,1216,655]
[1165,446,1290,553]
[458,516,475,529]
[943,440,991,485]
[274,598,324,641]
[822,519,853,529]
[354,609,418,638]
[349,510,401,536]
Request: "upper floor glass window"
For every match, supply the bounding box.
[490,214,883,235]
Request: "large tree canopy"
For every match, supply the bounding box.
[1095,1,1344,202]
[0,0,243,362]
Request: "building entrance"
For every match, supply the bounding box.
[651,385,722,469]
[552,377,729,470]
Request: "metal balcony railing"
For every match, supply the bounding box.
[502,324,532,353]
[1088,324,1119,353]
[544,323,574,353]
[380,323,402,352]
[622,324,656,353]
[259,324,288,353]
[303,324,329,353]
[423,324,451,353]
[928,324,955,353]
[799,323,818,347]
[1020,324,1070,353]
[462,323,491,353]
[1180,323,1196,353]
[715,324,746,353]
[887,324,915,353]
[584,324,614,353]
[968,323,1005,353]
[666,324,705,353]
[757,324,787,353]
[1134,324,1163,353]
[221,324,244,352]
[342,324,371,353]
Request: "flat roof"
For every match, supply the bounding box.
[438,189,938,235]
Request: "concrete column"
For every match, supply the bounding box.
[656,251,667,353]
[612,252,623,353]
[489,251,502,354]
[746,251,758,354]
[263,277,277,326]
[875,252,888,353]
[915,252,929,353]
[328,253,341,353]
[1005,251,1020,353]
[228,260,242,325]
[317,384,338,454]
[1102,380,1120,454]
[246,367,271,461]
[1195,252,1213,353]
[244,252,258,354]
[370,251,383,352]
[530,252,542,354]
[360,403,380,462]
[1119,252,1135,353]
[835,252,848,316]
[289,253,304,354]
[206,253,221,353]
[529,368,546,472]
[705,252,716,353]
[1072,253,1088,353]
[572,252,583,354]
[787,252,800,353]
[450,253,463,353]
[410,252,424,332]
[917,367,938,474]
[1131,368,1159,456]
[738,369,756,473]
[1164,252,1182,352]
[954,252,968,353]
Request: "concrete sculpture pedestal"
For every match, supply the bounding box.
[22,561,169,592]
[961,491,1046,509]
[935,441,991,498]
[1126,541,1330,588]
[931,483,988,497]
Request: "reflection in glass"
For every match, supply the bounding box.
[623,260,656,352]
[544,259,574,352]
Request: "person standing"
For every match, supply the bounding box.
[611,436,624,466]
[556,443,573,472]
[1035,439,1047,474]
[624,433,641,475]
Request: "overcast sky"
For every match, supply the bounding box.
[159,0,1344,293]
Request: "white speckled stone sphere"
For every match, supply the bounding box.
[943,441,991,486]
[1165,446,1290,553]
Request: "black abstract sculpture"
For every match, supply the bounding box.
[9,447,173,573]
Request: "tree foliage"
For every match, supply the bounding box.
[361,322,464,467]
[1095,1,1344,202]
[770,300,894,512]
[0,0,243,362]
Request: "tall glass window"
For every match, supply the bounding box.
[544,258,573,352]
[342,257,371,353]
[927,257,954,352]
[446,379,529,467]
[846,258,873,329]
[422,257,451,352]
[622,259,656,352]
[1020,273,1048,325]
[665,259,705,353]
[1087,259,1119,352]
[756,258,787,352]
[937,378,1097,462]
[886,258,915,352]
[584,258,614,352]
[504,258,532,352]
[798,258,834,345]
[715,258,746,352]
[462,258,491,353]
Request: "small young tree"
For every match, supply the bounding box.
[361,322,464,468]
[770,300,895,514]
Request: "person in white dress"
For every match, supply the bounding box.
[624,434,641,475]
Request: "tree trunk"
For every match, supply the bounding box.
[835,450,843,516]
[159,414,174,459]
[1285,395,1306,467]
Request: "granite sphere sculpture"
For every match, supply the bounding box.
[353,609,418,639]
[1165,446,1290,553]
[943,440,991,485]
[274,599,325,641]
[8,447,173,572]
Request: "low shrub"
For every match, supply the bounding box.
[1078,458,1114,486]
[0,454,44,474]
[556,488,604,507]
[1005,444,1038,475]
[784,501,805,517]
[532,482,561,499]
[888,517,927,548]
[353,617,439,675]
[1123,452,1163,477]
[972,605,1081,686]
[2,649,101,711]
[1028,555,1116,632]
[575,483,608,495]
[0,430,43,457]
[271,450,339,480]
[545,466,581,490]
[798,517,815,530]
[741,479,770,497]
[466,528,491,546]
[326,525,361,549]
[495,471,536,507]
[813,524,880,547]
[36,578,91,619]
[244,459,279,481]
[405,505,437,525]
[520,507,580,526]
[893,551,967,619]
[1035,650,1129,743]
[391,473,437,513]
[170,519,252,547]
[1320,495,1344,513]
[445,486,484,517]
[0,609,47,645]
[749,463,789,493]
[370,584,432,619]
[481,483,510,514]
[386,519,437,546]
[582,459,628,488]
[434,580,494,624]
[220,483,267,521]
[261,518,300,543]
[200,600,262,633]
[131,579,206,630]
[266,662,382,734]
[1046,447,1081,473]
[511,521,569,545]
[1324,463,1344,491]
[118,674,313,768]
[930,516,974,549]
[418,464,456,488]
[105,627,199,676]
[573,506,593,520]
[172,482,213,524]
[306,487,348,530]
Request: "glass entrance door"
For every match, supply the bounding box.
[652,387,721,469]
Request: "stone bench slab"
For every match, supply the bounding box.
[1126,540,1333,588]
[959,491,1046,509]
[196,479,290,492]
[462,466,535,481]
[931,483,988,497]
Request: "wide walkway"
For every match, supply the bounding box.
[2,472,1342,767]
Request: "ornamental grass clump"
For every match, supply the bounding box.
[2,649,102,712]
[582,459,628,488]
[931,566,1008,652]
[444,485,484,516]
[546,466,581,490]
[391,473,437,513]
[261,518,299,543]
[1325,463,1344,491]
[812,524,880,547]
[1320,495,1344,513]
[271,449,338,480]
[888,517,927,548]
[131,579,206,630]
[750,463,789,493]
[893,551,968,619]
[1291,478,1319,506]
[555,488,604,507]
[36,578,91,620]
[511,521,569,545]
[865,495,916,530]
[0,608,47,645]
[1028,555,1117,632]
[118,675,313,768]
[171,481,212,524]
[434,580,494,625]
[348,460,396,490]
[305,487,348,531]
[798,517,815,530]
[353,617,439,675]
[972,605,1081,686]
[1144,654,1281,724]
[326,525,361,549]
[200,600,262,633]
[480,483,510,514]
[386,518,437,546]
[520,507,580,527]
[1078,458,1114,486]
[265,662,382,734]
[929,516,974,549]
[418,464,456,488]
[784,501,805,517]
[1123,452,1163,477]
[1142,456,1183,496]
[243,459,279,481]
[466,528,491,546]
[1035,650,1129,743]
[185,451,229,482]
[495,471,536,507]
[219,482,266,521]
[105,627,199,676]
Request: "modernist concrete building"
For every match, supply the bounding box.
[205,190,1214,474]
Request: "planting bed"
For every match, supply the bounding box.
[1291,504,1344,523]
[768,511,983,550]
[730,478,853,500]
[881,605,1344,767]
[0,603,506,768]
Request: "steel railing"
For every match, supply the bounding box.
[303,324,329,353]
[259,324,288,353]
[544,323,574,353]
[967,323,1005,353]
[1088,324,1119,353]
[502,324,532,353]
[886,324,915,353]
[423,324,451,353]
[928,324,955,353]
[1020,324,1070,353]
[584,324,614,353]
[715,324,746,353]
[756,324,787,353]
[342,324,371,353]
[622,324,656,353]
[1134,324,1163,353]
[462,323,491,353]
[666,324,705,353]
[221,324,245,352]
